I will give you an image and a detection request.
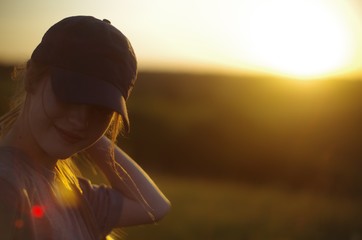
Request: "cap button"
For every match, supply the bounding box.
[103,19,111,24]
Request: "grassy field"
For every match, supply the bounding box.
[124,175,362,240]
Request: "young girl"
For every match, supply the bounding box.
[0,16,170,239]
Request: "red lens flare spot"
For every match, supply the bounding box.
[31,205,45,218]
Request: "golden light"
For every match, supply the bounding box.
[240,0,354,79]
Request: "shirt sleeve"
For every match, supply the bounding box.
[77,177,124,236]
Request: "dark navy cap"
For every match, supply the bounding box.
[31,15,137,132]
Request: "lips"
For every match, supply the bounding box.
[54,125,84,144]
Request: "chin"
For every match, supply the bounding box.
[38,132,94,161]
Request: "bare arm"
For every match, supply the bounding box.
[85,136,171,227]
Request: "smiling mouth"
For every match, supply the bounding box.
[54,126,84,144]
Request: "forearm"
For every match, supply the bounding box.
[85,136,170,221]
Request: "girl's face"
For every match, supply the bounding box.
[26,74,114,160]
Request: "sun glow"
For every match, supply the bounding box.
[240,0,354,79]
[0,0,360,79]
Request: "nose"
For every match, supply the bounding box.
[66,104,91,129]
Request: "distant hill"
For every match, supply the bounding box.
[1,64,362,196]
[123,71,362,197]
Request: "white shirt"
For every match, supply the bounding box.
[0,147,123,239]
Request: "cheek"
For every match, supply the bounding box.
[26,97,63,157]
[42,88,68,120]
[28,78,67,122]
[25,96,72,158]
[27,94,53,134]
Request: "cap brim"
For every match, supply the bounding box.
[50,67,130,132]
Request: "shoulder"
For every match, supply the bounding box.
[0,147,34,204]
[0,147,24,188]
[0,178,20,206]
[0,178,22,238]
[0,147,20,169]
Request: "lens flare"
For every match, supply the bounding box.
[31,205,45,218]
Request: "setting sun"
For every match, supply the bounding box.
[241,0,355,79]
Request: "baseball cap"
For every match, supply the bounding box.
[31,15,137,132]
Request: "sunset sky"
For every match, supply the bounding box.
[0,0,361,79]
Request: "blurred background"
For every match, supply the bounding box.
[1,0,362,239]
